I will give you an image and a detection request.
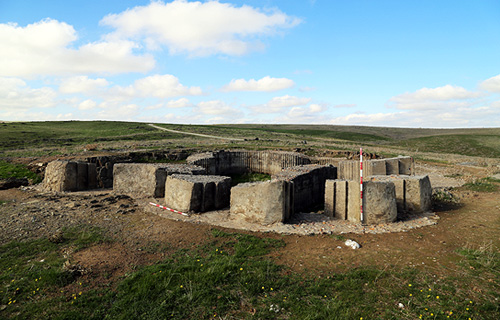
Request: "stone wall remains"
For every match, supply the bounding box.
[273,164,337,215]
[230,180,289,225]
[338,156,415,180]
[165,174,231,213]
[43,160,97,192]
[187,150,311,175]
[113,163,205,198]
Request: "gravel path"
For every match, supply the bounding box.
[148,123,245,141]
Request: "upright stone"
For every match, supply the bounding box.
[43,160,78,192]
[398,156,414,175]
[385,158,400,175]
[405,175,432,213]
[76,162,88,191]
[365,159,386,177]
[347,180,361,223]
[334,180,348,220]
[363,181,397,224]
[324,180,335,218]
[165,174,231,213]
[87,163,98,190]
[230,180,287,225]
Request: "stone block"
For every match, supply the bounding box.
[363,181,397,225]
[398,156,414,175]
[339,160,359,181]
[347,180,361,223]
[165,174,231,213]
[365,159,386,177]
[43,160,77,192]
[334,180,348,220]
[76,162,88,191]
[385,158,400,175]
[87,163,98,189]
[324,180,335,218]
[113,163,205,198]
[405,175,432,213]
[230,180,287,225]
[370,175,405,212]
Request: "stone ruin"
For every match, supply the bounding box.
[41,150,432,227]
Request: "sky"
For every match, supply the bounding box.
[1,0,500,128]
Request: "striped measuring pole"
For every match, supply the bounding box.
[360,147,364,224]
[149,202,190,216]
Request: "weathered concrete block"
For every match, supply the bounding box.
[385,158,399,175]
[43,160,78,192]
[76,162,88,191]
[334,180,348,220]
[324,180,335,219]
[87,163,98,189]
[365,159,386,177]
[370,175,405,212]
[230,180,287,225]
[405,175,432,213]
[398,156,414,175]
[339,160,359,180]
[347,180,361,223]
[273,164,336,214]
[165,174,231,213]
[113,163,205,198]
[363,181,397,225]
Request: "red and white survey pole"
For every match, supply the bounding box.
[360,147,364,224]
[149,202,190,217]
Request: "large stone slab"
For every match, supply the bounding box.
[405,175,432,213]
[363,181,397,224]
[370,175,432,214]
[113,163,205,198]
[165,174,231,213]
[43,160,97,192]
[230,180,288,225]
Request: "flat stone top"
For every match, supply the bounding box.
[273,164,335,180]
[169,174,230,183]
[115,162,204,172]
[370,175,428,181]
[187,150,310,161]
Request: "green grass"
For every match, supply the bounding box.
[464,178,499,192]
[1,229,498,319]
[0,121,187,152]
[393,134,500,158]
[0,160,42,184]
[0,225,110,319]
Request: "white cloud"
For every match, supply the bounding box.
[59,76,109,94]
[78,99,97,110]
[0,77,57,110]
[222,76,294,92]
[390,85,483,110]
[250,95,311,113]
[133,75,202,98]
[196,100,237,115]
[101,0,301,57]
[166,98,193,108]
[480,74,500,92]
[0,19,155,77]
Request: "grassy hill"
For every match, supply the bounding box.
[1,121,499,159]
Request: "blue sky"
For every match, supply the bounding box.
[1,0,500,127]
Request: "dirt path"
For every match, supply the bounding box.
[148,123,245,141]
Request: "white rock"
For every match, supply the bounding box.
[345,239,360,249]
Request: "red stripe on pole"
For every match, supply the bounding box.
[360,147,364,224]
[149,202,190,216]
